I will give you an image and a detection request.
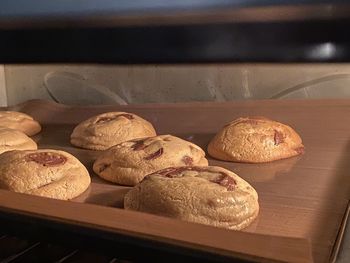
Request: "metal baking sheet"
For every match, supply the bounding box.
[1,99,350,262]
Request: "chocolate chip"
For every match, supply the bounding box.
[274,130,285,145]
[182,155,193,166]
[25,152,67,166]
[118,113,134,120]
[96,113,134,124]
[210,173,236,191]
[294,146,305,154]
[150,166,201,178]
[149,166,236,191]
[153,167,184,178]
[131,139,148,151]
[96,117,115,124]
[144,148,164,160]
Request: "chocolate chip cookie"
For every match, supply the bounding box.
[71,112,156,150]
[208,117,304,163]
[0,127,37,154]
[124,166,259,230]
[0,111,41,136]
[0,149,91,200]
[93,135,208,186]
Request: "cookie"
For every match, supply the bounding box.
[124,166,259,230]
[0,127,37,154]
[0,149,91,200]
[93,135,208,186]
[208,117,304,163]
[0,111,41,136]
[70,112,156,150]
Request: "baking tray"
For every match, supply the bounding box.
[1,99,350,262]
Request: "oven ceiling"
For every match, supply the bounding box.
[0,1,350,63]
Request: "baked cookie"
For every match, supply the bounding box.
[93,135,208,186]
[124,166,259,230]
[70,112,156,150]
[208,116,304,163]
[0,149,91,200]
[0,111,41,136]
[0,127,37,154]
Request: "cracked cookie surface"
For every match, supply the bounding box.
[208,117,304,163]
[93,135,208,186]
[124,166,259,230]
[0,149,91,200]
[70,112,156,150]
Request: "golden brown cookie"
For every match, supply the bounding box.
[208,117,304,163]
[70,112,156,150]
[124,166,259,230]
[0,111,41,136]
[93,135,208,186]
[0,127,37,154]
[0,149,91,200]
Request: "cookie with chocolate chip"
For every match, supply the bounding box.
[0,149,91,200]
[93,135,208,186]
[0,111,41,136]
[124,166,259,230]
[208,117,304,163]
[70,112,156,150]
[0,127,37,154]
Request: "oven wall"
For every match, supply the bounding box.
[0,65,7,106]
[4,64,350,106]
